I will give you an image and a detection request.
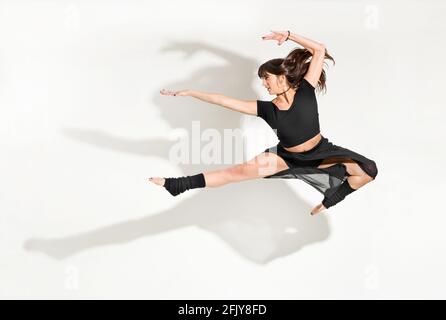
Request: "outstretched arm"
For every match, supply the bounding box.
[160,89,257,116]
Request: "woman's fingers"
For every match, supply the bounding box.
[262,30,287,43]
[160,88,187,96]
[272,30,286,35]
[160,89,177,96]
[271,30,282,37]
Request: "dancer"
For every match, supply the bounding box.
[150,30,378,215]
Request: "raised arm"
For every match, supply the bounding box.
[262,30,328,88]
[160,88,257,116]
[286,32,325,55]
[287,32,326,88]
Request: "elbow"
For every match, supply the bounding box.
[314,43,326,54]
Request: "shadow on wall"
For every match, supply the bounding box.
[23,41,330,264]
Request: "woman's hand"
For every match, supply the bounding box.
[261,30,289,46]
[160,88,190,97]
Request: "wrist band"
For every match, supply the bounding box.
[285,30,290,41]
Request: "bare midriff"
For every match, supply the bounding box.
[282,133,322,153]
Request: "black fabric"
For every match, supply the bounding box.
[262,135,378,204]
[322,179,357,209]
[257,78,320,148]
[164,173,206,196]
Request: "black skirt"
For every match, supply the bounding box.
[263,135,378,197]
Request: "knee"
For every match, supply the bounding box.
[360,160,378,180]
[368,161,378,180]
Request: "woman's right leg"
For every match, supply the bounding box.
[203,151,290,187]
[149,151,290,194]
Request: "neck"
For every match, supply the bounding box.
[278,86,291,95]
[276,86,295,103]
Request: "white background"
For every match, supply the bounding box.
[1,0,445,299]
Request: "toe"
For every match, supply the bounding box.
[311,203,326,215]
[149,177,165,186]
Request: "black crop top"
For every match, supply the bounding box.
[256,78,320,148]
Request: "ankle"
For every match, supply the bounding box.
[163,173,206,196]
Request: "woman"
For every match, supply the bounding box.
[149,30,378,215]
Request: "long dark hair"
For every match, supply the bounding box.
[258,47,335,94]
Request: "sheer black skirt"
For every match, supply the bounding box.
[263,135,378,197]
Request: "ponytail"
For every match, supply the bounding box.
[258,47,335,93]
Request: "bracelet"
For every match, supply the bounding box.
[285,30,290,41]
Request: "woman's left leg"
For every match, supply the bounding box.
[317,157,375,189]
[311,157,376,214]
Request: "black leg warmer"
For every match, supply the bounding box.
[322,179,357,209]
[163,173,206,196]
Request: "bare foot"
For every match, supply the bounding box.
[148,177,165,186]
[310,203,327,215]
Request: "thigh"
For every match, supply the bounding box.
[244,151,290,178]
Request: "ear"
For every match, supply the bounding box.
[278,74,287,84]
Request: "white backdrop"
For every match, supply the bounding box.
[1,0,445,299]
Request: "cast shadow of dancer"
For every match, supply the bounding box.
[23,41,330,264]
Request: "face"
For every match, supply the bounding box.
[261,72,287,95]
